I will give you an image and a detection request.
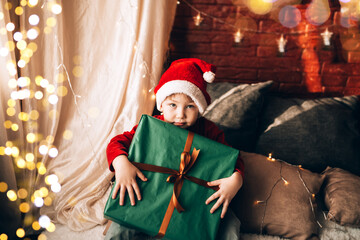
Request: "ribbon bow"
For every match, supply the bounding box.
[132,131,218,237]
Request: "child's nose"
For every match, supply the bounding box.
[176,108,185,118]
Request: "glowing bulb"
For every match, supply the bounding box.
[34,197,44,207]
[35,91,43,99]
[321,28,333,46]
[51,182,61,193]
[277,34,287,53]
[282,177,289,185]
[39,145,48,155]
[13,32,23,41]
[48,94,58,105]
[234,29,243,43]
[48,148,58,158]
[193,12,203,26]
[38,215,51,228]
[51,4,62,14]
[6,22,15,31]
[29,14,40,25]
[45,174,59,185]
[27,28,38,40]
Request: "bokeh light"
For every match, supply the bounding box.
[39,215,51,228]
[305,0,331,26]
[247,0,273,15]
[279,5,301,28]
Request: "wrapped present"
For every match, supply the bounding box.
[104,115,239,240]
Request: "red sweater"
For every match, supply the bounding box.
[106,115,244,177]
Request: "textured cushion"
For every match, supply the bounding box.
[255,95,360,175]
[204,81,273,151]
[232,151,324,239]
[322,167,360,227]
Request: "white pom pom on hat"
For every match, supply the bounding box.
[154,58,216,115]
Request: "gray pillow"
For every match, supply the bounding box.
[204,81,273,151]
[255,95,360,175]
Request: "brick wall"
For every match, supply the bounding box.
[169,0,360,96]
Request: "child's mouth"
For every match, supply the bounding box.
[174,122,186,126]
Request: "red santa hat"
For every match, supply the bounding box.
[154,58,216,114]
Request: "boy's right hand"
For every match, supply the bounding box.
[111,155,147,206]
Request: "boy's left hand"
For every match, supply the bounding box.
[205,171,243,218]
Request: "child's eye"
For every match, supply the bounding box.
[186,105,195,109]
[169,103,176,108]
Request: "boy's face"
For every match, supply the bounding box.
[159,93,199,129]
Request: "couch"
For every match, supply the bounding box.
[204,81,360,240]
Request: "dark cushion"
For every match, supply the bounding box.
[204,81,273,152]
[255,95,360,175]
[232,151,324,239]
[322,167,360,227]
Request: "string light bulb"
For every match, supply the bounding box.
[234,29,243,43]
[277,34,287,53]
[193,12,203,26]
[320,28,333,46]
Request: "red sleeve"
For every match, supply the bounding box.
[106,115,165,172]
[201,119,245,179]
[106,124,138,172]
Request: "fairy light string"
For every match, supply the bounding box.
[253,154,321,234]
[178,0,358,52]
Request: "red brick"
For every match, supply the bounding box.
[171,42,211,54]
[259,58,301,71]
[318,50,335,62]
[278,83,309,94]
[347,76,360,88]
[323,86,345,95]
[347,51,360,63]
[301,48,319,60]
[349,64,360,75]
[322,74,347,87]
[258,20,290,34]
[303,74,323,92]
[302,61,320,73]
[258,70,302,83]
[216,67,257,80]
[344,88,360,95]
[231,46,256,57]
[211,43,231,55]
[321,62,348,75]
[257,46,277,57]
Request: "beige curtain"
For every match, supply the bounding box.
[0,0,177,235]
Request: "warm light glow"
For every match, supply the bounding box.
[247,0,273,15]
[16,228,25,238]
[0,182,8,192]
[193,12,203,26]
[13,32,23,41]
[234,29,243,43]
[51,182,61,193]
[51,4,62,14]
[277,34,287,53]
[6,22,15,32]
[39,215,51,228]
[19,202,30,213]
[320,28,333,46]
[34,197,44,207]
[7,190,17,201]
[27,28,39,40]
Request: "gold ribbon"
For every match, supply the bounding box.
[132,131,218,238]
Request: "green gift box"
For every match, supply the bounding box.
[104,115,239,240]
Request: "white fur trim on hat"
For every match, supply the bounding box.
[156,80,208,114]
[203,71,215,83]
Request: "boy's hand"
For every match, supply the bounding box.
[111,155,147,206]
[205,171,243,218]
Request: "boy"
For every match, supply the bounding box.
[106,58,244,239]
